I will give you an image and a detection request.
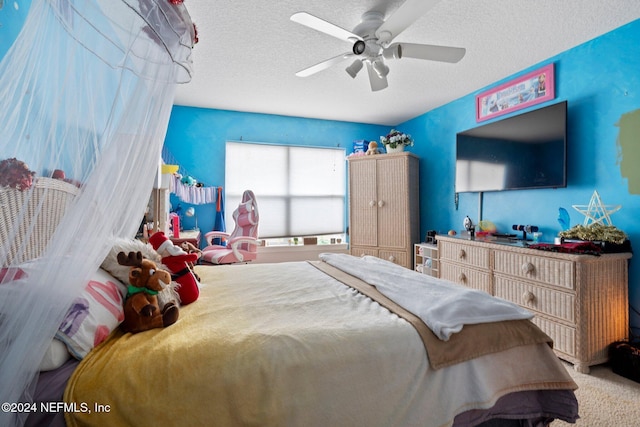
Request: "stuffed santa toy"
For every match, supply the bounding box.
[149,231,200,305]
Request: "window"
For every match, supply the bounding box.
[225,142,346,239]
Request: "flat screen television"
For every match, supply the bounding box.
[455,101,567,192]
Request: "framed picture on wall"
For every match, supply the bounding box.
[476,63,555,122]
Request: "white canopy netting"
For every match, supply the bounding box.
[0,1,195,425]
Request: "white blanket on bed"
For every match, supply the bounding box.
[320,253,533,340]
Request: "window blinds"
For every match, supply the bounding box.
[226,142,346,238]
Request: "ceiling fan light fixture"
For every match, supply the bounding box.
[372,59,389,78]
[345,59,363,78]
[352,40,366,55]
[383,43,402,60]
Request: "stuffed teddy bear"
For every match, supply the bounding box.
[180,241,202,282]
[117,251,179,334]
[365,141,381,155]
[149,231,200,305]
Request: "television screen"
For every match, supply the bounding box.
[455,101,567,193]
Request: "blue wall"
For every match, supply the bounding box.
[401,19,640,333]
[164,107,387,233]
[0,0,31,58]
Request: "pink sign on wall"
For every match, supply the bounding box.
[476,63,555,122]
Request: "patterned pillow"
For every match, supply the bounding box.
[56,269,127,359]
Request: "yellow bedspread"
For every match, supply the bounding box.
[65,261,576,427]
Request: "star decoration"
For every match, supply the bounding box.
[572,190,621,226]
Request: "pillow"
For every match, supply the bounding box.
[101,236,182,307]
[38,338,71,371]
[0,266,27,282]
[1,262,71,370]
[56,268,127,359]
[101,237,161,284]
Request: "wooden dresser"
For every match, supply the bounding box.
[437,235,631,373]
[347,152,420,269]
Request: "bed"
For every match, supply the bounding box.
[28,252,576,427]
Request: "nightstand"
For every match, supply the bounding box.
[170,229,201,249]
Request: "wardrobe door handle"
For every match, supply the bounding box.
[378,200,385,208]
[369,200,376,208]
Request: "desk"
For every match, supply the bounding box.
[170,229,201,249]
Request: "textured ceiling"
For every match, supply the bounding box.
[174,0,640,126]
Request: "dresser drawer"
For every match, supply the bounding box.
[378,249,408,268]
[531,315,576,358]
[350,247,409,268]
[439,241,490,270]
[493,250,575,290]
[494,276,575,324]
[350,246,378,258]
[440,261,491,294]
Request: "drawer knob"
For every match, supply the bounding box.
[521,262,535,274]
[388,255,396,263]
[378,200,385,208]
[458,272,467,283]
[458,249,466,259]
[369,200,376,208]
[522,291,535,304]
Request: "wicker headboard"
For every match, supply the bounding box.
[0,177,79,265]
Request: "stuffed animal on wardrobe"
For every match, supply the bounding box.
[365,141,381,155]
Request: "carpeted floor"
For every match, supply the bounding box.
[553,362,640,426]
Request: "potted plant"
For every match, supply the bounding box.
[380,129,413,153]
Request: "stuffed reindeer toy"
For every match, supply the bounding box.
[117,251,179,333]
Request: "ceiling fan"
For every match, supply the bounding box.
[290,0,465,91]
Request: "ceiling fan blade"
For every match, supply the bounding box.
[291,12,362,43]
[387,42,466,63]
[366,61,388,91]
[295,52,355,77]
[375,0,441,43]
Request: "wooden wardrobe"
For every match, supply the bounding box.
[347,152,420,269]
